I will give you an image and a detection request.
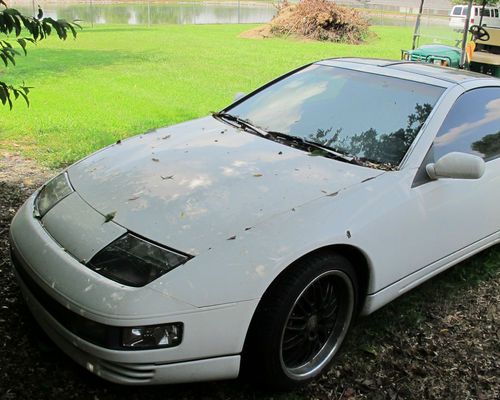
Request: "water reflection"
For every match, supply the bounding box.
[11,2,277,25]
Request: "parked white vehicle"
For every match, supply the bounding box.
[449,4,500,30]
[9,58,500,389]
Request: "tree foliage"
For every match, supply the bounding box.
[472,132,500,160]
[451,0,499,6]
[0,0,79,108]
[308,103,433,167]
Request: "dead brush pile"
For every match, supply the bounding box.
[270,0,369,43]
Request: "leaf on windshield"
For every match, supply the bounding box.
[308,149,329,157]
[103,211,116,223]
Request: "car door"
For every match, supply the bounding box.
[407,86,500,273]
[364,85,500,296]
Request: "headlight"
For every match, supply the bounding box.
[34,172,74,218]
[87,234,190,287]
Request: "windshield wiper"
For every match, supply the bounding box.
[214,112,269,137]
[266,131,358,164]
[214,113,390,169]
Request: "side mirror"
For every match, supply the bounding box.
[426,152,485,180]
[233,92,246,103]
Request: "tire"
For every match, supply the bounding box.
[241,252,358,390]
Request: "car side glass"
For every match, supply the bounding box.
[413,87,500,187]
[432,87,500,163]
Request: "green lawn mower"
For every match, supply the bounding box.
[401,0,500,78]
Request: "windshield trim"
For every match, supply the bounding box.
[222,62,315,113]
[316,59,452,87]
[398,84,458,170]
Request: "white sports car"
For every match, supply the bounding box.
[9,58,500,389]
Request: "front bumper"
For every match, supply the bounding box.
[9,195,257,384]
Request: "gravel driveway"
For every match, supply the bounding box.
[0,152,498,400]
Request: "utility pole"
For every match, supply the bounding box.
[412,0,425,50]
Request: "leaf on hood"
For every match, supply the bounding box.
[161,175,174,180]
[227,235,236,240]
[253,173,263,177]
[152,158,160,162]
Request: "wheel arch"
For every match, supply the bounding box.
[269,244,372,313]
[241,244,372,362]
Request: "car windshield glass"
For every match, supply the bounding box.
[226,65,445,167]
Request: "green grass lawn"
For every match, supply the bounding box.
[0,24,413,167]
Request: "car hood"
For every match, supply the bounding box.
[68,116,381,255]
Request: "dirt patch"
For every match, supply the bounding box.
[0,155,499,399]
[239,24,275,40]
[0,152,52,186]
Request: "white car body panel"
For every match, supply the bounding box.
[67,116,380,256]
[19,275,242,384]
[42,192,127,263]
[363,230,500,313]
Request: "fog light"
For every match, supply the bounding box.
[122,323,183,349]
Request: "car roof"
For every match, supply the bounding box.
[317,57,499,86]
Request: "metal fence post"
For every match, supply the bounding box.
[147,1,151,27]
[90,0,94,28]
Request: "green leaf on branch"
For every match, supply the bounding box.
[1,4,80,108]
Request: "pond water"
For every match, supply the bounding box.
[9,1,452,28]
[10,1,278,25]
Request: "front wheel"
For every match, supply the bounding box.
[242,253,358,390]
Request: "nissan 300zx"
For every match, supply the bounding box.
[9,58,500,389]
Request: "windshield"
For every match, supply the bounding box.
[226,64,445,167]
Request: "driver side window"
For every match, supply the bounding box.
[431,87,500,162]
